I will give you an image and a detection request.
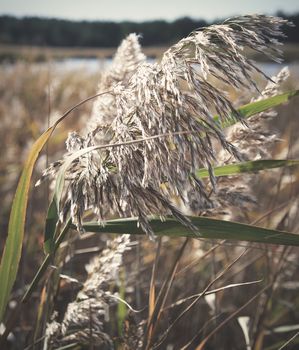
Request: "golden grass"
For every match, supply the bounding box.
[1,60,299,349]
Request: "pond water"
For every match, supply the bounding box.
[2,56,298,80]
[46,57,299,77]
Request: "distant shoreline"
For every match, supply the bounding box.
[0,44,168,63]
[1,44,299,63]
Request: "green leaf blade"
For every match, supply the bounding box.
[0,128,53,322]
[214,90,299,126]
[237,90,299,119]
[81,216,299,247]
[196,159,299,178]
[44,198,59,254]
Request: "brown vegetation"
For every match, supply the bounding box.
[1,16,299,350]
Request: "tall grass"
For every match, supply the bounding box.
[1,15,299,350]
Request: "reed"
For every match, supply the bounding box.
[1,14,299,350]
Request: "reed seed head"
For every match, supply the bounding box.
[38,15,291,237]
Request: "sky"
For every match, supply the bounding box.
[0,0,298,22]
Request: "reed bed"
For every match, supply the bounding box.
[1,15,299,350]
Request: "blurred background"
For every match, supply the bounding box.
[1,1,299,349]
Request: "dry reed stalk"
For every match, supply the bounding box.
[42,15,294,349]
[37,15,291,238]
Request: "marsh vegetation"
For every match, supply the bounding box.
[1,15,299,350]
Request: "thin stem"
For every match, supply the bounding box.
[278,330,299,350]
[152,248,249,349]
[194,284,272,350]
[22,218,72,303]
[51,91,114,131]
[0,219,72,346]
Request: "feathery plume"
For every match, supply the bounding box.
[87,33,146,134]
[202,67,290,219]
[37,15,290,237]
[45,235,131,349]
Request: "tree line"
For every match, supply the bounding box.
[0,13,298,48]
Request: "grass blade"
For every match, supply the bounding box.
[195,284,271,350]
[0,92,111,323]
[0,128,53,323]
[215,90,299,126]
[237,90,299,119]
[44,197,59,253]
[81,216,299,246]
[196,159,299,178]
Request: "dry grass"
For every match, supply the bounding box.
[0,62,100,254]
[1,30,299,349]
